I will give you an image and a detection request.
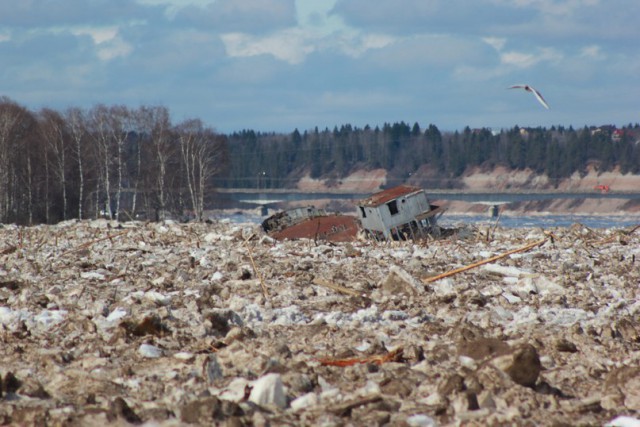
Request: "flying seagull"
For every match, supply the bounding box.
[508,84,550,109]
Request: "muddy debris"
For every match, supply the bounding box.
[0,218,639,426]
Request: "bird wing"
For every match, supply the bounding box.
[508,84,550,109]
[530,86,550,109]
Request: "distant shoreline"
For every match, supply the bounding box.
[217,187,640,195]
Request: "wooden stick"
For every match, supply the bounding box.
[624,224,640,235]
[312,278,362,297]
[59,230,130,256]
[244,239,269,300]
[329,396,384,417]
[488,208,503,241]
[317,347,403,367]
[0,245,17,255]
[421,237,547,284]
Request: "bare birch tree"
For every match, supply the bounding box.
[0,99,19,222]
[138,106,173,220]
[87,105,115,219]
[11,108,41,224]
[39,108,70,222]
[176,119,226,221]
[105,105,132,220]
[65,108,88,219]
[125,108,147,218]
[0,98,35,223]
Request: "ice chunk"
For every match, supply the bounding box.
[502,292,522,304]
[605,416,640,427]
[106,307,129,322]
[483,264,534,278]
[138,343,163,358]
[272,305,309,326]
[406,414,438,427]
[290,392,319,411]
[0,307,28,325]
[34,309,67,327]
[80,271,105,280]
[249,373,287,409]
[144,290,171,306]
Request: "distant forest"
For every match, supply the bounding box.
[223,122,640,189]
[0,97,226,224]
[1,96,639,224]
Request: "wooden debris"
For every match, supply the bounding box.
[422,237,547,284]
[624,224,640,235]
[311,278,362,297]
[244,239,269,300]
[59,230,130,256]
[0,280,21,290]
[487,209,503,242]
[0,245,17,255]
[329,395,384,417]
[317,347,403,367]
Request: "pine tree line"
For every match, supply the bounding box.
[222,122,640,189]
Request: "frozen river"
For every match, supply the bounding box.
[211,189,640,229]
[439,214,640,229]
[211,211,640,229]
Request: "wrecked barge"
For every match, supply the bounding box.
[356,185,445,241]
[261,185,445,242]
[261,206,359,242]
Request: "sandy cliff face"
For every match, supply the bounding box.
[291,167,640,215]
[458,165,640,215]
[461,166,550,191]
[296,169,387,193]
[294,166,640,194]
[462,165,640,193]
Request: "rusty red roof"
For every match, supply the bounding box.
[357,185,423,207]
[270,215,359,242]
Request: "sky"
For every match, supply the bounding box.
[1,0,639,134]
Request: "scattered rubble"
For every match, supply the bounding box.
[1,218,639,426]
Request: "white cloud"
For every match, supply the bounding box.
[221,24,395,64]
[135,0,211,6]
[335,33,396,58]
[96,37,134,61]
[222,30,313,64]
[580,45,603,59]
[500,47,562,68]
[216,0,398,64]
[135,0,212,17]
[500,51,537,68]
[296,0,343,33]
[69,26,133,61]
[70,27,119,44]
[493,0,600,16]
[453,64,508,81]
[483,35,564,66]
[483,37,506,51]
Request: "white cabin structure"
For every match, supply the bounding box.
[356,185,443,241]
